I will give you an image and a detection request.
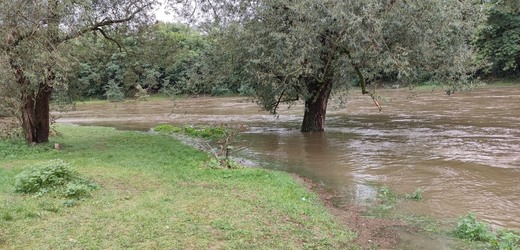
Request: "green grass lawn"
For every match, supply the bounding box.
[0,125,356,249]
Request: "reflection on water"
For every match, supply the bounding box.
[56,87,520,230]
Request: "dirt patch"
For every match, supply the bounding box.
[292,174,411,249]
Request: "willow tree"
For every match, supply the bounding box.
[188,0,482,132]
[0,0,156,144]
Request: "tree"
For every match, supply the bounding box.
[474,1,520,76]
[63,22,207,99]
[187,0,482,132]
[0,0,156,144]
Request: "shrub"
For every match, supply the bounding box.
[15,160,75,194]
[454,213,495,242]
[454,213,520,249]
[14,160,98,198]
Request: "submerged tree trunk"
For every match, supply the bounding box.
[301,30,336,132]
[301,78,333,132]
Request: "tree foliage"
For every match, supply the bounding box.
[474,1,520,75]
[62,22,207,100]
[0,0,156,143]
[188,0,483,131]
[0,53,18,118]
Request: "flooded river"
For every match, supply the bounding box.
[56,86,520,231]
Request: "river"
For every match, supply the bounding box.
[55,86,520,231]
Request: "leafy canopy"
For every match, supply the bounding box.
[474,1,520,75]
[188,0,483,115]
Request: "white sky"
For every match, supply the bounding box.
[154,1,176,23]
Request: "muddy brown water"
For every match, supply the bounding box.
[56,86,520,232]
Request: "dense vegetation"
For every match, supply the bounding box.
[64,23,208,100]
[474,1,520,77]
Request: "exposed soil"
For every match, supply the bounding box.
[293,174,411,249]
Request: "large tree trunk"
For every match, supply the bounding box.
[300,29,338,132]
[301,79,333,132]
[12,58,53,144]
[20,82,53,144]
[2,0,149,144]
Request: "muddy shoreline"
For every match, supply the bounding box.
[293,174,407,249]
[160,129,472,249]
[161,129,409,249]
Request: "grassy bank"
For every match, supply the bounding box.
[0,125,355,249]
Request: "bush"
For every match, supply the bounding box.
[14,160,98,198]
[454,213,495,242]
[454,213,520,249]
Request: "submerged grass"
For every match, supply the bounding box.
[366,184,520,249]
[0,124,356,249]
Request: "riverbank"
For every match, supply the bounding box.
[0,124,356,249]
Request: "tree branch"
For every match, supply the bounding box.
[270,88,299,115]
[2,23,41,51]
[58,2,153,44]
[341,45,382,111]
[93,28,125,51]
[342,46,369,94]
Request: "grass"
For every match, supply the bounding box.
[153,124,229,140]
[0,124,356,249]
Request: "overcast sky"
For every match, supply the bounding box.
[155,1,174,23]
